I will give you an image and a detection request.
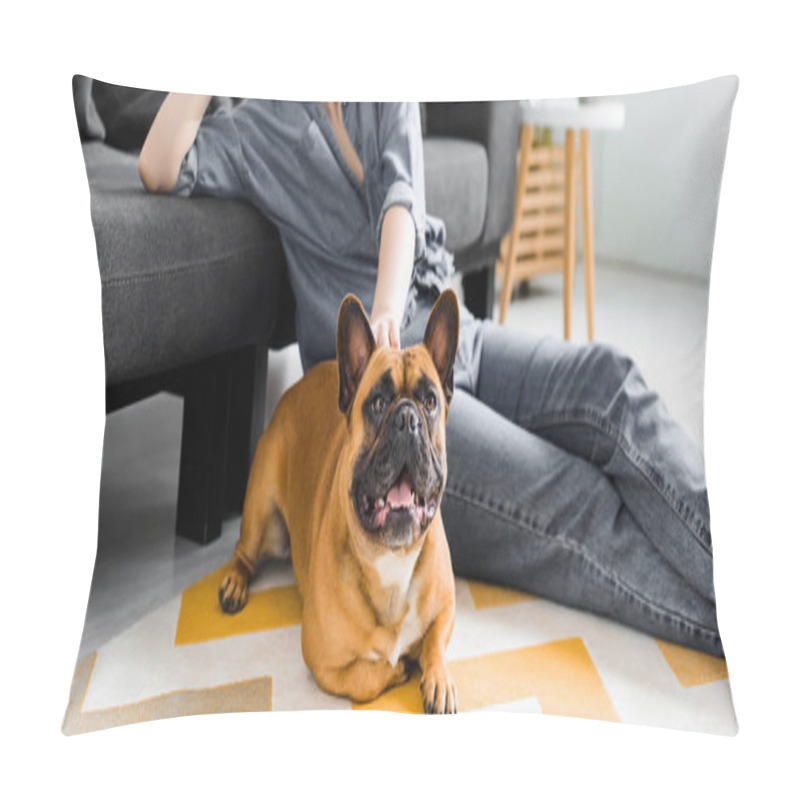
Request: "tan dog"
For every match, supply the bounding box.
[218,290,460,713]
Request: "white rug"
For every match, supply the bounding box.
[64,560,736,735]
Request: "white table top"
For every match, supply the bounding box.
[520,99,625,130]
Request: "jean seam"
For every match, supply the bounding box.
[521,408,712,554]
[445,480,720,643]
[511,351,538,425]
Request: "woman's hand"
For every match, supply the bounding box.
[370,311,401,350]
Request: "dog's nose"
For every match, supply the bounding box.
[394,402,420,434]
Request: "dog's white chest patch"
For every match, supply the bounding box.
[374,549,418,595]
[388,584,420,668]
[372,550,422,667]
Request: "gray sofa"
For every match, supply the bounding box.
[73,76,520,545]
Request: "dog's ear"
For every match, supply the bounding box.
[337,294,376,414]
[423,289,460,405]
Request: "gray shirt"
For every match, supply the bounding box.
[174,100,456,371]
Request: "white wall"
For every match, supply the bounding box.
[591,75,738,281]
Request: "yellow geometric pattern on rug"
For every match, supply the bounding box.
[352,637,619,721]
[62,652,272,736]
[467,580,536,609]
[656,639,729,687]
[64,559,737,735]
[175,571,537,647]
[175,564,302,646]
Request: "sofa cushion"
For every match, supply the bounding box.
[423,137,488,252]
[84,142,289,384]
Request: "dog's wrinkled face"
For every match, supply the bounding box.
[351,349,445,547]
[337,291,459,549]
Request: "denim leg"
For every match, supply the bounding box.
[473,323,715,603]
[441,390,722,656]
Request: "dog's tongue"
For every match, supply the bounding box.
[387,478,413,508]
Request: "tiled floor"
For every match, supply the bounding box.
[78,261,710,658]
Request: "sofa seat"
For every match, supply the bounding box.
[85,142,289,386]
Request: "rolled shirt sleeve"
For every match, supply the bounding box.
[172,108,248,200]
[375,103,427,262]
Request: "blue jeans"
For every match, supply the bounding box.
[428,314,721,658]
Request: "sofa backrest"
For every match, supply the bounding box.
[73,77,432,151]
[72,76,235,151]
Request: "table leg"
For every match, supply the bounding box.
[563,128,577,340]
[580,129,596,341]
[499,123,534,324]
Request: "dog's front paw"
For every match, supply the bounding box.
[420,662,457,714]
[218,566,249,614]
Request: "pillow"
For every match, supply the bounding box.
[64,76,738,735]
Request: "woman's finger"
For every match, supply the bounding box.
[370,315,400,350]
[389,320,400,349]
[372,321,388,348]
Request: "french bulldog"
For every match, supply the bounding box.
[218,290,459,713]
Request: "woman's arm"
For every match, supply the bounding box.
[139,93,212,193]
[371,204,416,349]
[371,103,427,349]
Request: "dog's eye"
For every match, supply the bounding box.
[371,395,386,415]
[424,392,438,414]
